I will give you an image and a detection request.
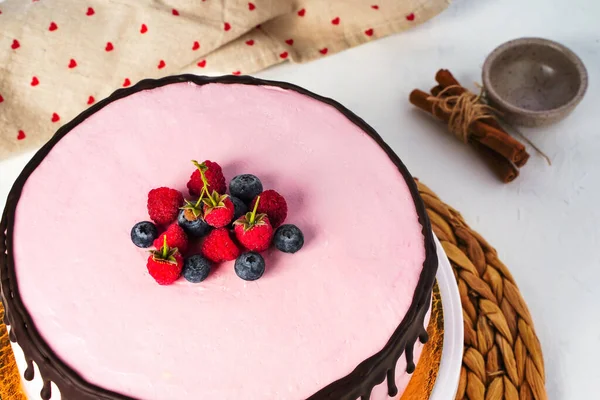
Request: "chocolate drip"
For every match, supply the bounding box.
[41,379,52,400]
[405,338,416,374]
[0,75,437,400]
[419,329,430,344]
[24,358,35,380]
[360,389,372,400]
[386,366,398,396]
[9,325,16,342]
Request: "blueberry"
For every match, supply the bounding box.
[177,209,211,237]
[183,255,212,283]
[131,221,158,248]
[273,224,304,253]
[230,196,248,221]
[234,252,265,281]
[229,174,263,203]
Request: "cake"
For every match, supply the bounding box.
[0,76,438,399]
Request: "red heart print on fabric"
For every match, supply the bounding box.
[11,39,20,50]
[371,5,379,9]
[365,28,374,36]
[158,60,166,69]
[197,60,206,68]
[86,7,95,16]
[248,2,255,10]
[105,42,114,51]
[285,39,294,46]
[31,77,39,86]
[49,22,58,31]
[319,48,328,55]
[140,24,148,34]
[0,94,4,103]
[87,96,95,105]
[245,40,254,46]
[224,22,231,31]
[123,78,131,87]
[280,52,288,59]
[331,17,340,25]
[51,113,60,122]
[297,9,305,17]
[68,59,77,68]
[17,130,26,140]
[172,9,180,16]
[406,13,415,21]
[232,71,241,75]
[192,41,200,50]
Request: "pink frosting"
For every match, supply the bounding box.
[13,82,428,399]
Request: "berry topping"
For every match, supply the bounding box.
[233,196,273,252]
[153,223,189,254]
[182,255,212,283]
[201,228,241,262]
[230,196,248,221]
[131,221,158,248]
[147,236,183,285]
[187,160,226,196]
[147,187,184,226]
[249,189,287,228]
[203,191,234,228]
[234,252,266,281]
[177,209,210,237]
[229,174,263,203]
[273,224,304,253]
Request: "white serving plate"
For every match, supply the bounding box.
[429,235,464,399]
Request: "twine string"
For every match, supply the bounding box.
[427,85,552,165]
[427,85,496,143]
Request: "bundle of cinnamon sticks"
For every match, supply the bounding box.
[409,70,530,183]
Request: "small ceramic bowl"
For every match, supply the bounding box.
[482,37,588,127]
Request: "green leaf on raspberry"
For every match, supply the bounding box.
[149,235,179,264]
[233,195,268,232]
[181,197,204,219]
[202,190,229,213]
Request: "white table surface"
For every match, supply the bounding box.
[1,0,599,398]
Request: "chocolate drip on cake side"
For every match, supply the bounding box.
[0,75,438,400]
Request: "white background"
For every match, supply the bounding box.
[1,0,599,398]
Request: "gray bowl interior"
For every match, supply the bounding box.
[487,42,584,112]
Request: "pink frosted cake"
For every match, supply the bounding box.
[1,76,437,400]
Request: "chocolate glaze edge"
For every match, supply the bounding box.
[0,75,438,400]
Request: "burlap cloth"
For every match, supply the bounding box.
[0,0,450,159]
[0,180,547,400]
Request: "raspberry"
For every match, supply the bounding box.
[234,216,273,252]
[147,187,184,226]
[147,237,183,285]
[204,197,234,228]
[201,228,240,263]
[233,196,273,252]
[153,223,189,254]
[187,160,226,196]
[249,190,287,228]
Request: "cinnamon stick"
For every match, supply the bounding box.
[470,140,519,183]
[409,89,529,167]
[427,84,519,182]
[430,85,443,97]
[434,69,529,167]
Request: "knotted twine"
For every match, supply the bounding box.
[427,85,552,165]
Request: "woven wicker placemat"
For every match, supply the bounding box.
[0,180,547,400]
[416,180,547,400]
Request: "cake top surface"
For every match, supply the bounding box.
[10,80,429,399]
